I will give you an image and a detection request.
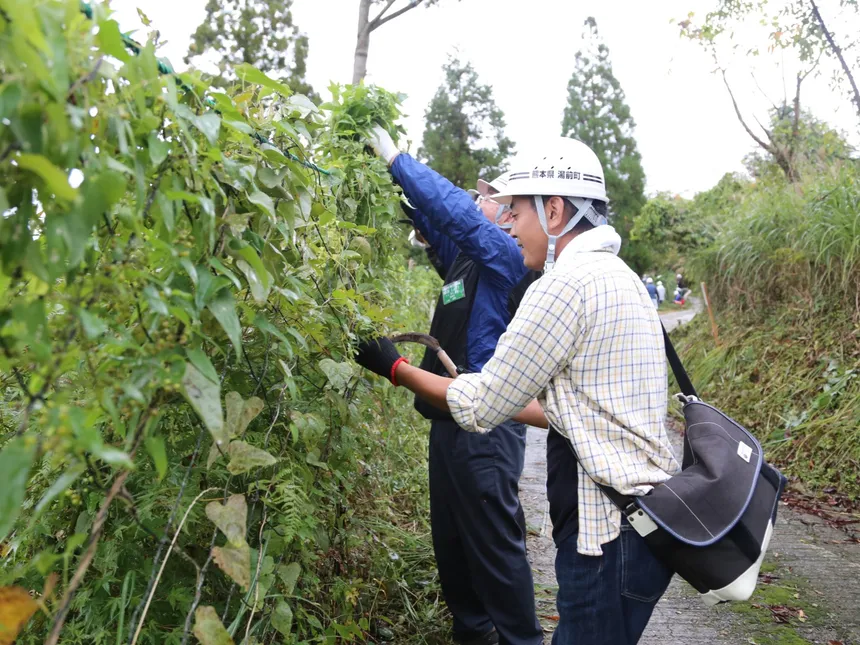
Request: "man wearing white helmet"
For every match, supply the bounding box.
[646,277,659,309]
[355,136,679,644]
[364,128,543,645]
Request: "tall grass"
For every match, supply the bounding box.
[675,162,860,496]
[691,164,860,318]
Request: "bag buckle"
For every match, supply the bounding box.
[626,505,660,538]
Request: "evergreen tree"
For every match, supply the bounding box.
[186,0,316,98]
[419,55,514,189]
[561,17,647,269]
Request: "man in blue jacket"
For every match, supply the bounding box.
[368,127,543,645]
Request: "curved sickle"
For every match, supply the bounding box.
[389,332,458,378]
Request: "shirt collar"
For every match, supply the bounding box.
[553,226,622,271]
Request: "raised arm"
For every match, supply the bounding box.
[390,154,526,289]
[400,201,458,275]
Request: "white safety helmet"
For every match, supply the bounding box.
[492,137,608,271]
[646,277,654,284]
[657,280,663,286]
[676,274,683,280]
[476,171,513,229]
[477,171,510,197]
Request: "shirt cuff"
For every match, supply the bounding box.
[446,374,491,434]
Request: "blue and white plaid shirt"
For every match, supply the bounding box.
[447,226,680,556]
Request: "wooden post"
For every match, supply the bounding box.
[700,281,720,346]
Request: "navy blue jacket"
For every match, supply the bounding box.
[391,154,530,372]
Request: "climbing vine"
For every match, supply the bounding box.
[0,1,443,643]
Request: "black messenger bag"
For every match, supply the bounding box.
[577,326,787,606]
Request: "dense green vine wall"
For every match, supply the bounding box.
[0,1,445,643]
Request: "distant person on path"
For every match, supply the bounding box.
[676,273,690,299]
[354,137,678,645]
[365,127,543,645]
[646,277,659,309]
[656,280,666,304]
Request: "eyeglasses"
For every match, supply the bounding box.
[478,195,513,229]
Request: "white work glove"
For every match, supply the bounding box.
[366,125,400,166]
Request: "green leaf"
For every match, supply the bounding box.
[92,446,134,468]
[271,600,294,636]
[30,462,85,526]
[78,308,108,339]
[226,440,277,474]
[145,435,167,481]
[319,358,354,392]
[143,285,169,316]
[205,494,247,547]
[17,154,78,201]
[211,541,251,590]
[96,19,131,63]
[181,362,226,447]
[247,189,275,219]
[223,119,253,135]
[193,606,235,645]
[207,291,243,359]
[148,133,170,166]
[224,392,265,439]
[236,63,292,98]
[187,348,219,385]
[206,443,223,470]
[232,243,271,303]
[164,191,214,217]
[193,112,221,146]
[208,258,242,290]
[0,437,36,541]
[236,259,267,303]
[277,562,301,594]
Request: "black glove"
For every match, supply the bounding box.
[354,337,408,384]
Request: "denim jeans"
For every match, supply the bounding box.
[551,523,673,645]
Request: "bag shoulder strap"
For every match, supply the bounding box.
[562,323,698,513]
[661,323,697,398]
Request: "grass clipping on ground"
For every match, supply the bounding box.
[670,312,860,499]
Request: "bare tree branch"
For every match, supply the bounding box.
[371,0,421,31]
[720,67,775,154]
[45,407,156,645]
[809,0,860,118]
[750,71,779,111]
[369,0,397,27]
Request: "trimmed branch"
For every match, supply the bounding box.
[809,0,860,119]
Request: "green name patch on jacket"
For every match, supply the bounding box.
[441,279,466,305]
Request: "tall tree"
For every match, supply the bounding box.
[353,0,458,84]
[561,17,647,268]
[186,0,315,98]
[418,55,514,189]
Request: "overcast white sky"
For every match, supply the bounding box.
[112,0,859,197]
